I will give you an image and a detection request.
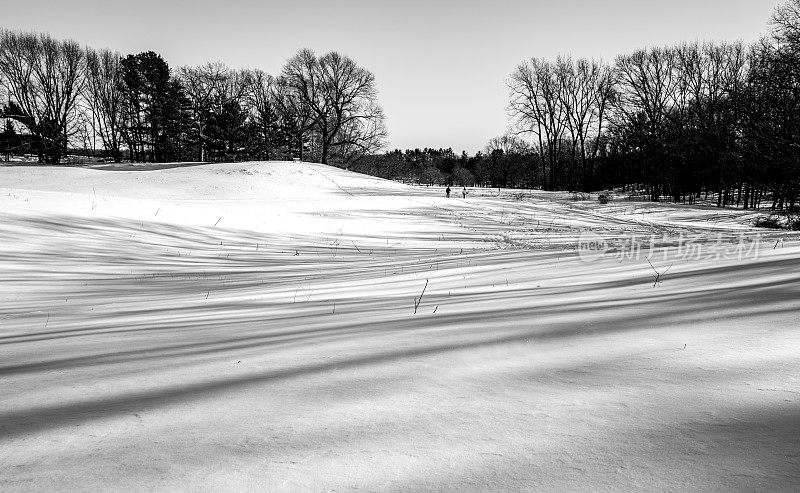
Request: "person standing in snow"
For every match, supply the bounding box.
[446,186,451,198]
[462,186,467,199]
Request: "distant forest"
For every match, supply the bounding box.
[1,0,799,210]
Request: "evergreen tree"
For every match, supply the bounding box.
[119,51,185,162]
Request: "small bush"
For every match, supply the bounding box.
[753,216,783,229]
[511,192,529,201]
[570,192,591,201]
[597,192,611,204]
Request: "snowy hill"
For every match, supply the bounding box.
[1,161,799,491]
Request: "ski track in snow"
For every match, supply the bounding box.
[1,161,799,491]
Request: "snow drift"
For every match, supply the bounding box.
[1,161,799,491]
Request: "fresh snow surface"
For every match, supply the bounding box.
[1,161,799,491]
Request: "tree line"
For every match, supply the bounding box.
[361,1,799,211]
[0,32,386,165]
[506,0,800,210]
[349,139,535,190]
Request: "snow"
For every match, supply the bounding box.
[1,160,799,491]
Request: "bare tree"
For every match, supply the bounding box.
[740,3,800,212]
[280,49,386,164]
[179,62,228,162]
[670,42,747,203]
[615,47,678,139]
[0,30,85,163]
[772,0,800,49]
[556,56,614,190]
[244,69,281,160]
[556,55,581,188]
[508,58,567,189]
[84,48,123,162]
[613,47,678,200]
[484,134,533,188]
[588,64,616,180]
[273,73,314,161]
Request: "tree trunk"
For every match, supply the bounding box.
[321,139,329,165]
[297,132,303,161]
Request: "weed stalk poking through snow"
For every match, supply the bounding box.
[647,258,673,287]
[414,279,429,314]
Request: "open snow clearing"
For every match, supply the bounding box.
[1,161,799,491]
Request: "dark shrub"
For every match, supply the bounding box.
[753,216,783,229]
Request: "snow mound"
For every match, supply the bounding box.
[0,161,428,239]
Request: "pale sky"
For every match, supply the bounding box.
[1,0,784,154]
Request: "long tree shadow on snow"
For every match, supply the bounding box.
[3,211,800,458]
[2,267,800,439]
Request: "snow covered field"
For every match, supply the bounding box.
[1,161,799,491]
